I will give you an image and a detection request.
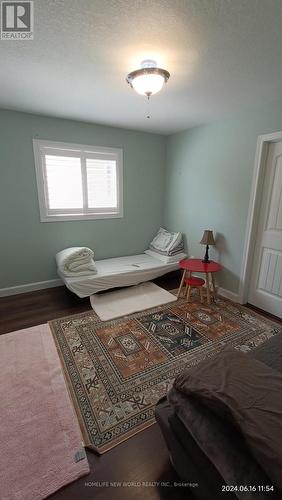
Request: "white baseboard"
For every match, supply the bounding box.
[0,278,63,297]
[218,287,241,303]
[192,274,241,304]
[0,278,242,304]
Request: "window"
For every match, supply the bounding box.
[33,139,123,221]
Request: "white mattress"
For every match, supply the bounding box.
[58,253,180,298]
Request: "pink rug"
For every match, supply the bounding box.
[0,324,89,500]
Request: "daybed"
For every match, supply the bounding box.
[58,253,180,298]
[57,228,186,297]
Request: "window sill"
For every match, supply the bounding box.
[39,212,124,222]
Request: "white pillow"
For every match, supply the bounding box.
[149,227,184,256]
[145,249,187,264]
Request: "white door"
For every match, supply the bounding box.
[248,141,282,318]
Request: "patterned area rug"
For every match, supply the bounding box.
[49,293,281,454]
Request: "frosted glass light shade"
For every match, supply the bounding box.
[126,60,170,97]
[131,73,165,96]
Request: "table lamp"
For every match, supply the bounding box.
[200,230,215,263]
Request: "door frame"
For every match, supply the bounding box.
[239,130,282,304]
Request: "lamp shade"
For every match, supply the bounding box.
[200,230,215,246]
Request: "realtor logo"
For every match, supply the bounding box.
[1,1,33,39]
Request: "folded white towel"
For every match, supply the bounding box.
[56,247,97,276]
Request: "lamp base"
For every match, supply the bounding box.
[202,245,210,264]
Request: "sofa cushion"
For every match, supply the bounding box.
[173,348,282,492]
[248,331,282,373]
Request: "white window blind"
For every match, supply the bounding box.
[45,155,83,209]
[33,140,123,222]
[86,158,117,209]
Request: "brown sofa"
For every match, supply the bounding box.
[156,333,282,500]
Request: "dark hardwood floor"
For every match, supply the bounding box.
[246,302,282,324]
[1,272,281,500]
[0,272,181,336]
[0,272,193,500]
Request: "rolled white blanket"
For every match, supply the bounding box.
[56,247,97,276]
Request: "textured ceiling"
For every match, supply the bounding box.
[1,0,282,134]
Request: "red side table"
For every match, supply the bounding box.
[177,258,223,304]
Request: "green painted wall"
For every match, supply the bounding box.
[0,109,165,288]
[164,98,282,294]
[3,98,282,292]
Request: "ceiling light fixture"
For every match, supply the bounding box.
[126,59,170,98]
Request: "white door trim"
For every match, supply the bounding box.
[239,131,282,304]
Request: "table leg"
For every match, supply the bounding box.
[177,269,186,298]
[205,272,211,305]
[211,273,217,302]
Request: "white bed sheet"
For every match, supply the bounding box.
[58,253,180,298]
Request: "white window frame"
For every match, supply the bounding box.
[33,139,123,222]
